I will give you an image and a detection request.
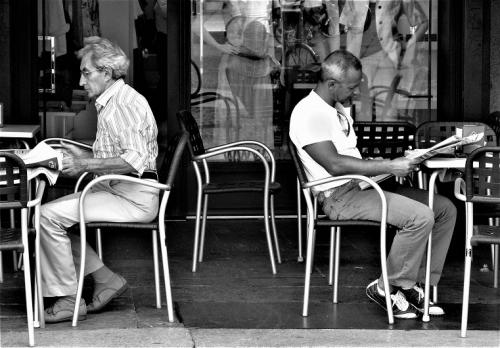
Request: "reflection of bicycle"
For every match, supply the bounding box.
[273,1,320,87]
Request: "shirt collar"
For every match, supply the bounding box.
[95,79,124,111]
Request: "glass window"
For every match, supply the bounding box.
[190,0,438,162]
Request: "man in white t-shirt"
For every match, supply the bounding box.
[289,50,456,320]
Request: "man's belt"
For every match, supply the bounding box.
[126,170,158,181]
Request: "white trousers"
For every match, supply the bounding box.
[39,180,159,297]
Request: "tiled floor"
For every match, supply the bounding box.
[1,219,499,342]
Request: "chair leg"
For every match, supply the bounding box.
[73,222,87,327]
[296,179,303,262]
[494,245,499,289]
[461,247,472,338]
[328,228,334,285]
[302,219,316,316]
[333,227,340,304]
[21,210,35,346]
[270,195,281,264]
[263,191,277,274]
[198,194,208,262]
[158,222,175,322]
[0,251,3,283]
[34,205,44,328]
[11,209,18,272]
[461,201,474,338]
[192,186,204,272]
[152,229,161,308]
[96,228,103,260]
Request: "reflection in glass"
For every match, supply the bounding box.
[191,0,437,162]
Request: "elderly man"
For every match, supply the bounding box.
[289,50,456,319]
[40,36,159,323]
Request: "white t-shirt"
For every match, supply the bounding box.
[289,90,361,193]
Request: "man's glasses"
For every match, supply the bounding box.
[80,67,103,78]
[335,106,351,137]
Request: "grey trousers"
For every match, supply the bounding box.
[320,181,457,290]
[39,180,159,297]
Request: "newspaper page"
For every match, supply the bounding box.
[15,142,63,185]
[358,132,484,190]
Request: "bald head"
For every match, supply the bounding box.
[320,50,362,83]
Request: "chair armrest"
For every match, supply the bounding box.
[74,172,91,193]
[78,174,169,224]
[41,138,93,150]
[304,174,388,229]
[454,177,466,202]
[193,146,270,181]
[206,141,276,180]
[27,179,47,208]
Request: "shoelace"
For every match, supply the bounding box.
[390,291,410,311]
[413,285,425,301]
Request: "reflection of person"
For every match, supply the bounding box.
[192,0,278,153]
[302,0,341,60]
[41,37,160,323]
[289,50,456,319]
[340,0,428,120]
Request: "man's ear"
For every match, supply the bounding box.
[103,67,113,81]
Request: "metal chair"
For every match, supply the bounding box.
[294,122,415,262]
[414,121,497,150]
[0,152,46,346]
[354,121,416,159]
[69,132,188,326]
[288,141,394,324]
[453,146,500,337]
[415,121,499,286]
[177,109,282,274]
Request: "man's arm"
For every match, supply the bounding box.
[62,156,135,177]
[61,141,135,177]
[304,140,416,177]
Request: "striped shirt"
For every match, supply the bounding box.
[94,79,158,174]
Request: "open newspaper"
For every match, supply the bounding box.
[9,142,63,185]
[358,132,484,190]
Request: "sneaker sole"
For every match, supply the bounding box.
[366,283,418,320]
[410,303,445,316]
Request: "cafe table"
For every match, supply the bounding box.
[420,156,467,322]
[0,124,41,148]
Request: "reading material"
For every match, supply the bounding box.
[358,132,484,190]
[12,142,63,185]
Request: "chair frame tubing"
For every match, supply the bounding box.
[190,146,278,274]
[300,174,394,325]
[73,175,175,326]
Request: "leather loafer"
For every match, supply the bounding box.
[87,273,128,313]
[45,297,87,323]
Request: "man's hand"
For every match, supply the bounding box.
[388,157,419,177]
[60,141,91,177]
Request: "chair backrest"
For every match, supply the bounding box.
[414,121,498,149]
[464,146,500,203]
[0,152,28,209]
[158,132,188,187]
[177,110,206,158]
[353,121,416,159]
[288,140,309,188]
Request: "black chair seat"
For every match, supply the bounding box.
[471,225,500,246]
[0,227,35,251]
[203,181,281,194]
[316,218,381,227]
[85,221,159,230]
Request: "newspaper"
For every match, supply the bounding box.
[358,132,484,190]
[14,142,63,185]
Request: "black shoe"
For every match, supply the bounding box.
[366,280,418,319]
[399,285,445,316]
